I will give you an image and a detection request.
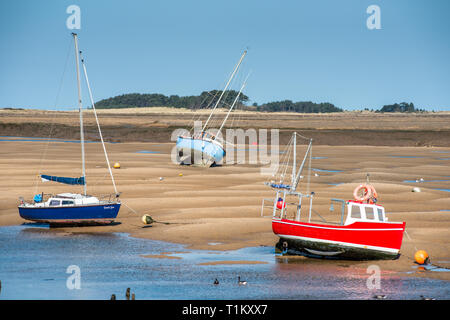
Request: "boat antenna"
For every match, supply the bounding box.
[72,33,87,196]
[201,50,247,132]
[291,138,313,192]
[79,51,119,197]
[292,132,297,187]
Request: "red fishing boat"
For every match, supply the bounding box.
[262,133,406,260]
[272,197,406,260]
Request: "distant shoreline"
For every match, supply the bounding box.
[1,108,450,146]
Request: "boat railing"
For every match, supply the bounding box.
[329,198,346,225]
[97,193,120,203]
[260,198,275,217]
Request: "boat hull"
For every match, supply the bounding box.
[18,203,121,226]
[272,218,405,260]
[176,136,225,166]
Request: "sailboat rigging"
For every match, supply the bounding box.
[18,33,121,226]
[262,132,406,260]
[176,50,248,167]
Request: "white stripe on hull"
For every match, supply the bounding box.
[272,218,404,231]
[275,233,399,254]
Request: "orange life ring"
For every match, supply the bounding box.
[353,184,372,201]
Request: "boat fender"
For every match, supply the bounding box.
[276,197,286,209]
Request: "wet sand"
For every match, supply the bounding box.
[0,140,449,280]
[0,109,449,281]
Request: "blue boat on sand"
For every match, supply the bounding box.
[18,33,121,226]
[176,50,248,167]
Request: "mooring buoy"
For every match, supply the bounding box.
[141,214,154,225]
[414,250,430,265]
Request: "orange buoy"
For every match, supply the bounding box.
[113,162,121,169]
[414,250,429,265]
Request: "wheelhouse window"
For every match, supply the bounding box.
[377,208,384,221]
[62,200,74,205]
[49,200,61,206]
[365,207,375,220]
[350,205,361,218]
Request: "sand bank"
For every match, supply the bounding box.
[0,138,449,280]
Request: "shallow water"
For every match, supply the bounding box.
[0,136,116,144]
[0,225,448,300]
[312,168,343,173]
[389,155,425,159]
[135,150,161,154]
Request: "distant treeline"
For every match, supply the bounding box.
[94,92,424,113]
[376,102,425,113]
[95,91,249,110]
[95,92,343,113]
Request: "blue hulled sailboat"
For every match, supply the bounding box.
[18,33,121,226]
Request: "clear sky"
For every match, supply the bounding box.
[1,0,449,111]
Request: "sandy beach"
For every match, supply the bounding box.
[0,109,449,281]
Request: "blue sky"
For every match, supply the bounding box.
[0,0,449,111]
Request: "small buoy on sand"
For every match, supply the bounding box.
[414,250,430,265]
[159,177,164,181]
[412,187,421,192]
[179,173,183,177]
[141,214,154,225]
[113,162,121,169]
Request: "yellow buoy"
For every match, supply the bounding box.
[414,250,429,265]
[113,162,121,169]
[179,173,183,177]
[141,214,153,225]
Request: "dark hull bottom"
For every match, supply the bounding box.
[276,238,400,261]
[48,220,117,227]
[18,203,120,227]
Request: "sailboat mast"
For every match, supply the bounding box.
[216,73,250,135]
[73,33,87,196]
[292,132,296,186]
[201,50,247,132]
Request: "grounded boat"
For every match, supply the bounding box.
[262,133,406,260]
[176,50,248,167]
[18,33,121,226]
